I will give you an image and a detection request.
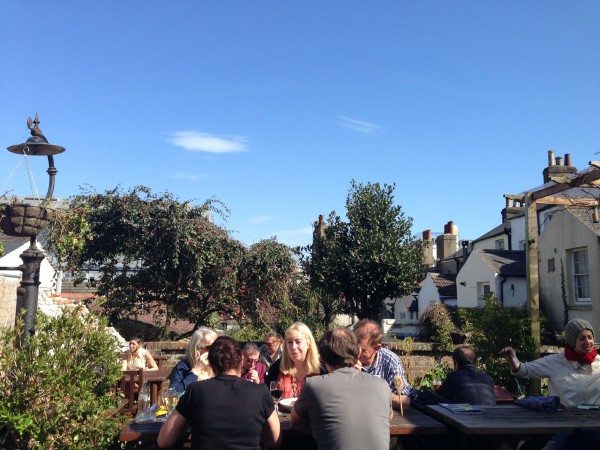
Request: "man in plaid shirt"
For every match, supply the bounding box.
[354,319,416,411]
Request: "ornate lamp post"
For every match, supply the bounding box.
[0,114,65,342]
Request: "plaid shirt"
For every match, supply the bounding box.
[362,347,416,397]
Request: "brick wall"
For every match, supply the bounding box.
[0,277,19,329]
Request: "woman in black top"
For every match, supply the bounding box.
[158,336,280,450]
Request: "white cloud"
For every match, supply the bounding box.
[336,115,381,134]
[245,215,271,224]
[172,172,214,181]
[169,131,248,153]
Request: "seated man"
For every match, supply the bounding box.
[353,319,415,410]
[259,331,283,369]
[291,328,392,450]
[436,345,496,405]
[241,343,267,384]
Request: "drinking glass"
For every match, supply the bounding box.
[269,381,283,413]
[164,387,179,414]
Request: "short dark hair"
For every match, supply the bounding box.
[318,328,359,369]
[208,336,242,375]
[452,345,475,369]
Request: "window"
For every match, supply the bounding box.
[519,240,527,250]
[477,282,491,304]
[495,239,504,250]
[547,258,555,273]
[399,312,406,319]
[572,249,590,303]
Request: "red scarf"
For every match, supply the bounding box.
[564,345,597,365]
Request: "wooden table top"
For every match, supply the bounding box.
[119,407,445,442]
[426,404,600,436]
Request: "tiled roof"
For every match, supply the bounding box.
[568,207,600,237]
[430,273,457,297]
[61,280,97,294]
[478,250,526,277]
[472,223,508,243]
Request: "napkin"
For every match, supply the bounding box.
[515,395,564,413]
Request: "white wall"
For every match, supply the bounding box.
[509,216,526,250]
[456,251,496,308]
[499,276,527,307]
[417,274,441,318]
[473,234,507,251]
[0,242,56,292]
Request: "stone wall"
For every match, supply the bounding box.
[0,277,19,329]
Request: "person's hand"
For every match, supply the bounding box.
[353,360,363,371]
[498,347,516,358]
[248,369,260,384]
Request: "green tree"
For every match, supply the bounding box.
[47,186,246,338]
[301,180,423,320]
[236,238,297,328]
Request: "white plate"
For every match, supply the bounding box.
[278,397,298,412]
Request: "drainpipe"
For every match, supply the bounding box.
[504,226,512,250]
[500,275,507,306]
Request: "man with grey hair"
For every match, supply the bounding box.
[241,343,267,384]
[259,331,283,368]
[292,328,391,450]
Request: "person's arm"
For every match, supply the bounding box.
[262,410,281,449]
[157,410,188,448]
[499,347,521,373]
[145,352,158,370]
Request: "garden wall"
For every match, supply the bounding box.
[0,276,19,329]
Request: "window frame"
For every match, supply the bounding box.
[571,248,590,304]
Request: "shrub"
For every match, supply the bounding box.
[0,308,128,449]
[419,303,456,352]
[459,294,542,395]
[415,362,452,391]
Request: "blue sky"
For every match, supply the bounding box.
[1,2,599,247]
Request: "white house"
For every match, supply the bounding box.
[417,272,457,315]
[456,249,526,308]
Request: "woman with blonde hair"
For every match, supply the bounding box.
[169,326,219,394]
[265,322,322,398]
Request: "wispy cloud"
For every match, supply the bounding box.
[169,131,248,153]
[246,215,271,224]
[172,172,214,181]
[336,115,381,134]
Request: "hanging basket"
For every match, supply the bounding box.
[0,203,55,237]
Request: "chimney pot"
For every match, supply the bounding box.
[423,229,432,241]
[565,153,572,167]
[555,156,563,166]
[548,150,555,166]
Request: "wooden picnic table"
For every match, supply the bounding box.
[143,369,170,406]
[119,407,445,445]
[426,404,600,450]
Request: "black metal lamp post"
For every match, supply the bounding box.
[0,114,65,342]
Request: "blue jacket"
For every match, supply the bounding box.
[169,359,198,394]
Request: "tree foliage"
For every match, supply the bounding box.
[301,180,423,320]
[47,186,302,336]
[0,308,127,449]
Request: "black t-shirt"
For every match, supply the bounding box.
[176,375,274,450]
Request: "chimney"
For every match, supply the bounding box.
[422,229,435,267]
[435,221,459,260]
[543,150,577,183]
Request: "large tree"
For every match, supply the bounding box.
[48,186,304,337]
[48,186,245,338]
[302,180,423,320]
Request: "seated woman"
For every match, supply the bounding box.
[265,322,322,398]
[500,318,600,450]
[122,336,158,371]
[169,327,218,394]
[158,336,280,450]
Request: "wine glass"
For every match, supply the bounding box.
[269,381,283,413]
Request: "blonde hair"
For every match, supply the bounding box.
[187,327,218,368]
[280,322,320,376]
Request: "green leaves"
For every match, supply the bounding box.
[300,180,423,321]
[0,308,127,449]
